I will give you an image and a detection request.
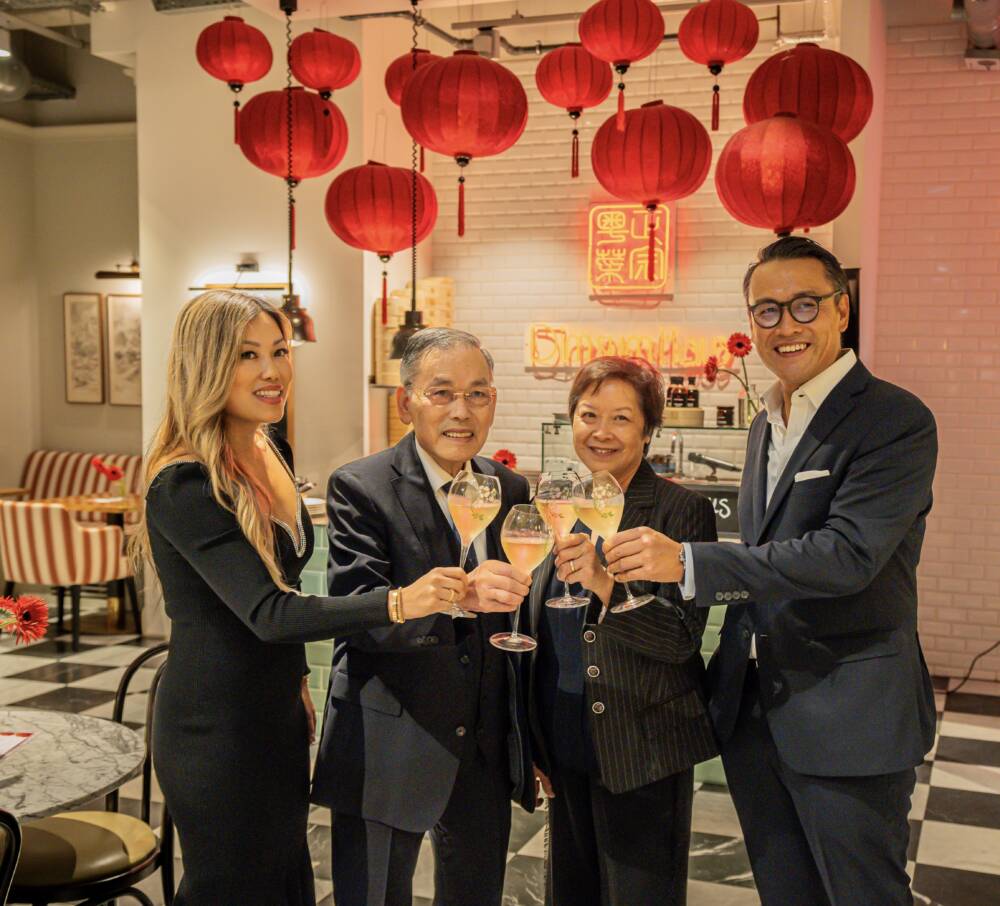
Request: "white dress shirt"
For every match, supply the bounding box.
[679,349,859,659]
[414,438,489,568]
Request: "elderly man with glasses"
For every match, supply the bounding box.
[311,328,535,906]
[603,237,938,905]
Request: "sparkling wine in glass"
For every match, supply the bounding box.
[490,504,553,652]
[535,473,589,609]
[447,470,501,619]
[573,471,655,615]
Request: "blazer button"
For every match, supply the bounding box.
[591,702,605,714]
[587,665,600,678]
[723,592,733,601]
[583,630,596,643]
[715,592,724,602]
[742,628,751,641]
[459,654,471,665]
[741,591,750,600]
[455,726,466,737]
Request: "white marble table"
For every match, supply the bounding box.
[0,708,145,820]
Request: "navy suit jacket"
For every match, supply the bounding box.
[693,361,938,777]
[310,432,534,832]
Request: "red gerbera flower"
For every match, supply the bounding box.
[8,596,49,645]
[492,449,517,470]
[105,465,124,482]
[704,356,719,383]
[727,332,753,358]
[0,596,16,617]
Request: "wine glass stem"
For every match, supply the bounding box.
[459,544,470,570]
[509,603,522,641]
[622,580,637,600]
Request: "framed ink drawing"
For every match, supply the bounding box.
[63,293,105,404]
[106,294,142,407]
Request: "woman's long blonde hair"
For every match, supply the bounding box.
[132,290,294,591]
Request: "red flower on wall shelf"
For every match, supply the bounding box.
[704,355,720,383]
[0,595,49,645]
[492,449,518,470]
[727,332,752,358]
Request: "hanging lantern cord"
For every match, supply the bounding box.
[646,203,657,283]
[409,0,421,322]
[569,109,581,179]
[285,9,296,293]
[456,156,470,237]
[709,63,723,132]
[230,82,243,144]
[615,63,628,131]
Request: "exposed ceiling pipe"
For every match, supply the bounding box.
[0,8,86,49]
[451,0,805,31]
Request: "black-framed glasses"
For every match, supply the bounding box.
[414,386,497,408]
[748,291,843,329]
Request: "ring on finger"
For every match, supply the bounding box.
[569,559,576,574]
[448,587,456,603]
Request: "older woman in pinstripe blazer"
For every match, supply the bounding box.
[527,357,718,906]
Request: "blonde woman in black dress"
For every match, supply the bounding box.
[135,291,467,905]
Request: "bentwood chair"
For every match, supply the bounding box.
[9,644,174,906]
[0,500,141,650]
[0,809,22,905]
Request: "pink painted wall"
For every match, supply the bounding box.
[877,21,1000,681]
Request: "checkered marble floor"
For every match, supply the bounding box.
[2,596,1000,905]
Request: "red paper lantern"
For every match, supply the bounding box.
[715,114,856,236]
[325,160,438,323]
[535,43,613,178]
[678,0,759,131]
[401,50,528,237]
[743,43,873,143]
[385,48,441,105]
[591,100,712,280]
[385,48,443,173]
[195,16,273,143]
[579,0,664,130]
[290,28,360,100]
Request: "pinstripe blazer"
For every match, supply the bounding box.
[527,460,719,794]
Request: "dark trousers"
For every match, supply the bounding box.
[722,663,916,906]
[545,766,694,906]
[331,747,512,906]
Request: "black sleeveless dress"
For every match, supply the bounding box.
[146,462,390,905]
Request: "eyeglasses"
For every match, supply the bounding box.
[748,291,842,329]
[413,386,497,408]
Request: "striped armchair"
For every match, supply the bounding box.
[0,501,139,650]
[18,450,143,525]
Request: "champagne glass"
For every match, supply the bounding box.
[572,471,655,615]
[447,470,501,619]
[490,504,553,652]
[535,472,589,609]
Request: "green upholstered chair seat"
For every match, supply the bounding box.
[15,811,157,887]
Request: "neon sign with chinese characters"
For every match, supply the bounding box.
[588,203,675,304]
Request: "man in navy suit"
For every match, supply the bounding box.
[604,237,937,905]
[311,328,535,906]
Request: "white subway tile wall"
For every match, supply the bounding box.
[878,23,1000,682]
[429,41,832,476]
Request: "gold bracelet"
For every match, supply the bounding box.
[388,589,405,624]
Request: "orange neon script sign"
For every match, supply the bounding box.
[525,323,737,378]
[588,203,675,303]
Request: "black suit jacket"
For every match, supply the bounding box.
[528,460,719,794]
[310,432,534,832]
[694,361,938,777]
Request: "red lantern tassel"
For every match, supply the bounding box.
[458,175,466,237]
[420,145,425,173]
[234,100,240,144]
[571,129,580,179]
[712,84,720,132]
[647,207,656,283]
[616,87,625,131]
[381,270,388,325]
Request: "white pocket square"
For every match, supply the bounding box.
[794,469,830,483]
